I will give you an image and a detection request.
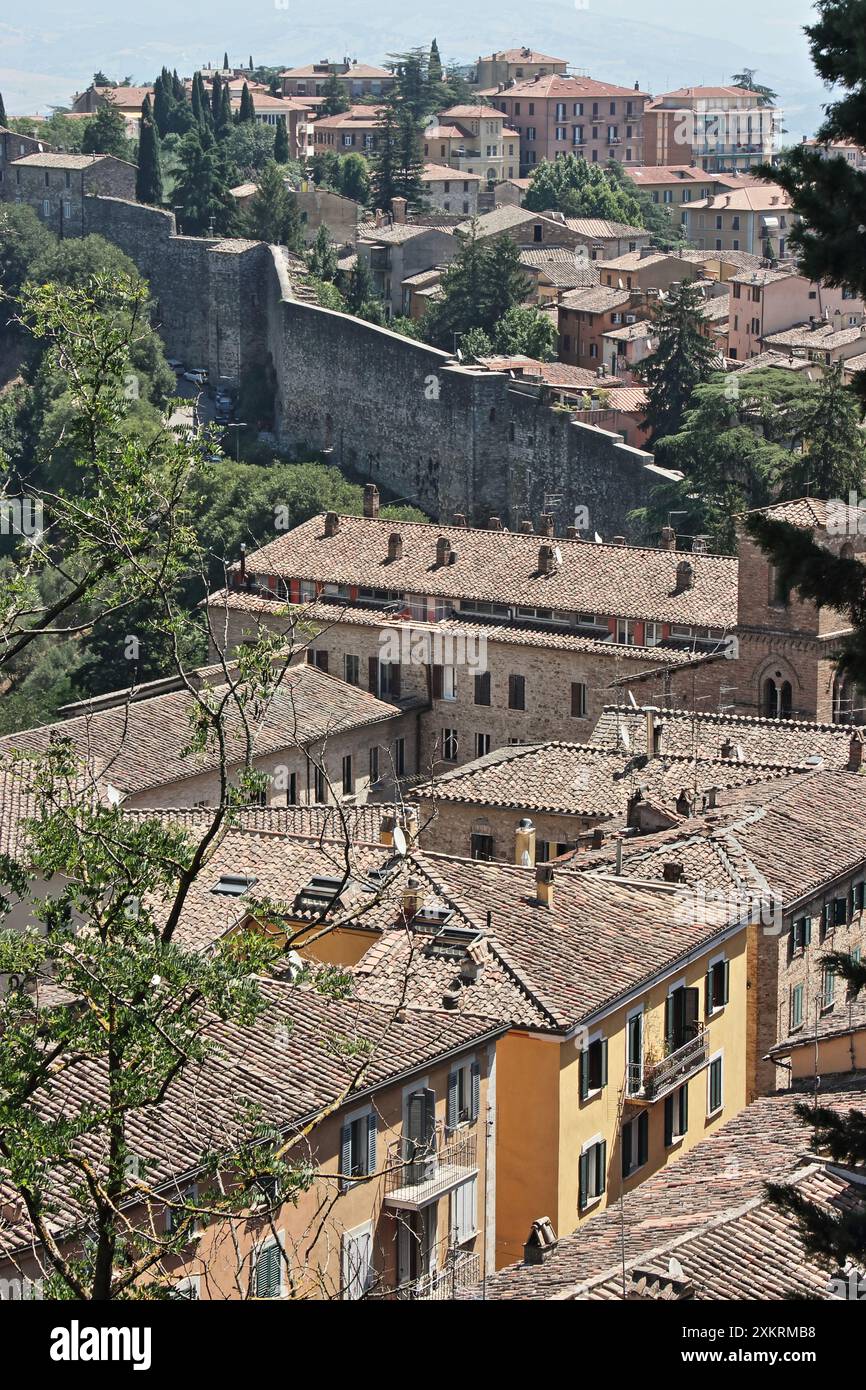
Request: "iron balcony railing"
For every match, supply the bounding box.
[626,1025,709,1102]
[394,1249,481,1301]
[384,1123,477,1208]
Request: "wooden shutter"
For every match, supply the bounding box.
[431,664,444,699]
[366,1112,377,1175]
[447,1071,459,1132]
[664,1093,674,1147]
[599,1038,608,1088]
[681,1083,689,1135]
[597,1139,607,1196]
[684,987,699,1039]
[664,993,673,1052]
[424,1087,436,1147]
[470,1060,481,1120]
[390,662,401,699]
[621,1121,632,1177]
[368,656,379,694]
[578,1150,589,1209]
[339,1122,352,1193]
[579,1048,589,1102]
[803,915,812,946]
[721,960,730,1006]
[637,1110,648,1167]
[705,967,713,1016]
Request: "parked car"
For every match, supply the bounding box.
[183,369,208,386]
[166,358,184,374]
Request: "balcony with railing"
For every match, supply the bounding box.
[626,1025,709,1103]
[393,1249,481,1301]
[384,1123,478,1210]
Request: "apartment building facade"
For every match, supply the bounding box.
[472,48,569,91]
[642,86,779,172]
[557,284,649,369]
[727,267,865,361]
[279,60,396,101]
[681,184,793,258]
[491,75,650,172]
[425,106,521,185]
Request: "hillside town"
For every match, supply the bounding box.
[0,3,865,1347]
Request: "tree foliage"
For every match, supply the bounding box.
[636,280,718,444]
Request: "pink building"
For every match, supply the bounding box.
[727,266,864,362]
[490,75,650,173]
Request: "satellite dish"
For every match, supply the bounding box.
[393,825,408,857]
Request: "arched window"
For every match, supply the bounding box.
[764,677,778,718]
[780,681,792,717]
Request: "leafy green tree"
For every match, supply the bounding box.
[307,225,338,281]
[636,280,718,444]
[422,225,530,348]
[493,304,557,360]
[81,104,130,159]
[92,70,112,86]
[135,97,163,206]
[731,68,778,105]
[524,155,642,223]
[173,130,234,235]
[0,205,54,301]
[460,327,494,360]
[339,152,370,204]
[321,71,350,117]
[243,160,302,248]
[346,255,377,314]
[783,362,866,499]
[273,113,289,163]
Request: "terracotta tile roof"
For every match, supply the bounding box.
[312,105,386,129]
[359,222,453,245]
[626,165,714,185]
[686,184,791,213]
[479,49,567,64]
[559,285,635,313]
[741,496,838,529]
[563,217,646,240]
[0,977,502,1258]
[10,153,109,168]
[599,250,673,271]
[764,322,866,350]
[731,350,815,374]
[476,1076,866,1299]
[455,205,541,238]
[519,249,600,289]
[503,75,650,99]
[207,591,706,667]
[355,850,735,1032]
[590,703,860,768]
[478,353,601,385]
[424,124,466,139]
[232,514,739,627]
[602,320,654,342]
[0,662,402,799]
[421,162,481,182]
[654,85,768,103]
[123,802,390,845]
[699,292,730,322]
[440,104,506,120]
[279,63,393,79]
[415,739,803,819]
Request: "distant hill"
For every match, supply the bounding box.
[1,0,826,139]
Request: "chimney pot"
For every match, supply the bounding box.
[539,512,555,537]
[442,989,461,1010]
[660,525,676,550]
[538,543,556,575]
[524,1217,558,1264]
[613,535,626,546]
[324,511,340,537]
[453,511,467,527]
[663,861,685,883]
[591,827,604,849]
[566,525,578,538]
[520,519,534,533]
[675,559,694,592]
[363,483,380,518]
[387,532,403,562]
[849,731,865,772]
[435,535,453,566]
[238,542,247,584]
[402,876,422,920]
[488,516,503,530]
[535,863,554,908]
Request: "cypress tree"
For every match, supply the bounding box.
[239,83,255,124]
[191,72,211,131]
[216,83,233,138]
[273,114,289,163]
[223,52,230,72]
[211,72,222,121]
[636,280,718,444]
[152,73,172,136]
[248,55,253,72]
[135,96,163,206]
[428,38,443,85]
[172,70,185,104]
[0,92,7,128]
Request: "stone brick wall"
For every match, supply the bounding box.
[414,799,593,860]
[79,195,666,534]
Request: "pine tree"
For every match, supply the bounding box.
[135,97,163,206]
[81,104,129,159]
[346,255,377,314]
[783,362,866,499]
[636,280,718,444]
[428,39,443,85]
[173,130,234,235]
[223,52,230,72]
[239,83,255,124]
[0,92,7,128]
[307,225,339,281]
[321,72,349,117]
[421,225,530,348]
[273,114,289,163]
[152,72,173,137]
[211,73,223,122]
[216,83,233,139]
[731,68,778,106]
[243,160,302,248]
[371,103,399,210]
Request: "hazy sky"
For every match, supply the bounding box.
[0,0,828,136]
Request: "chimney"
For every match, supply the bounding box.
[387,532,403,562]
[663,861,684,883]
[324,511,340,537]
[535,863,554,909]
[538,543,556,575]
[379,812,397,846]
[515,817,536,867]
[442,989,461,1010]
[524,1217,558,1264]
[692,537,707,555]
[660,525,676,550]
[646,710,662,757]
[538,512,555,537]
[706,786,718,808]
[435,535,453,566]
[721,737,734,760]
[849,731,865,772]
[363,483,380,518]
[591,826,604,850]
[488,516,503,530]
[402,876,422,920]
[238,542,246,585]
[675,788,693,818]
[391,196,408,224]
[566,525,579,538]
[612,535,626,546]
[520,519,534,533]
[453,512,467,527]
[674,559,694,592]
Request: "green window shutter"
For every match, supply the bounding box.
[637,1110,648,1167]
[470,1060,481,1120]
[621,1121,632,1177]
[663,994,672,1052]
[681,1083,689,1135]
[664,1093,674,1147]
[579,1048,589,1101]
[578,1150,589,1209]
[339,1122,352,1193]
[600,1039,608,1088]
[366,1112,377,1175]
[705,968,712,1015]
[721,960,730,1006]
[803,916,812,947]
[597,1139,607,1196]
[447,1071,459,1131]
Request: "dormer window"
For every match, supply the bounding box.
[210,873,257,896]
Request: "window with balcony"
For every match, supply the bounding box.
[626,1008,643,1095]
[579,1136,607,1209]
[666,983,700,1053]
[664,1084,688,1145]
